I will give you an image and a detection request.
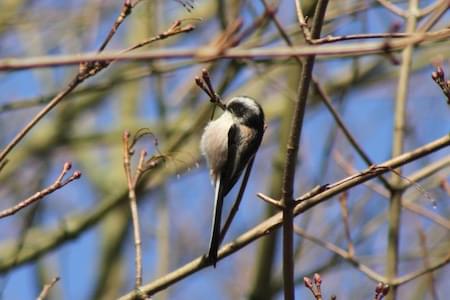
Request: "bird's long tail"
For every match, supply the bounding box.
[208,177,224,267]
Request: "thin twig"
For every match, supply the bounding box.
[37,277,60,300]
[260,0,291,42]
[402,155,450,188]
[307,32,412,44]
[403,200,450,229]
[257,192,284,209]
[334,151,450,230]
[111,20,195,68]
[97,0,133,52]
[294,0,311,41]
[392,250,450,286]
[0,162,81,219]
[134,150,148,187]
[122,130,165,294]
[122,131,144,290]
[294,226,385,283]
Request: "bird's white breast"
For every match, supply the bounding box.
[200,112,233,183]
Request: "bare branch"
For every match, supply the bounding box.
[294,226,385,283]
[257,193,284,209]
[0,29,449,71]
[334,151,450,230]
[280,1,329,298]
[0,162,81,219]
[122,129,164,292]
[392,251,450,286]
[122,131,144,289]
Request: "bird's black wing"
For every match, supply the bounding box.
[219,124,241,196]
[220,126,262,197]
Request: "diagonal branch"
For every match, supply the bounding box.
[392,250,450,286]
[0,162,81,219]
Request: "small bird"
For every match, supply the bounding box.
[200,96,265,266]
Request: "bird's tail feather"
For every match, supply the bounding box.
[208,177,223,267]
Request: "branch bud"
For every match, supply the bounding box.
[303,277,313,289]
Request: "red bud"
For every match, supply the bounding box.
[303,277,313,289]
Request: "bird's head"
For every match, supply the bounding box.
[225,96,265,129]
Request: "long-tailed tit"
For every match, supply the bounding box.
[201,96,265,266]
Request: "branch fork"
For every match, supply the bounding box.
[122,129,165,295]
